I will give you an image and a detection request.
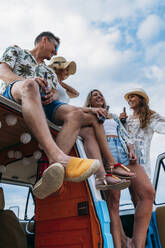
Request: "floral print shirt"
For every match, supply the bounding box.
[0,45,58,94]
[125,113,165,179]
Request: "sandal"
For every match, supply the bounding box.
[106,173,130,190]
[95,176,108,190]
[107,163,135,179]
[95,174,130,191]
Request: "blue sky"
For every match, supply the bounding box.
[0,0,165,179]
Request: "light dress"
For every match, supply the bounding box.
[125,113,165,179]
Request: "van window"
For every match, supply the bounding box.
[0,182,34,220]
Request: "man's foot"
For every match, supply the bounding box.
[107,163,135,179]
[33,163,64,199]
[64,157,100,182]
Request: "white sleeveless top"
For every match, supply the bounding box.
[103,118,118,136]
[56,82,70,103]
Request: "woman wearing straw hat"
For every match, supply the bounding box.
[49,56,79,103]
[120,87,165,247]
[121,88,165,180]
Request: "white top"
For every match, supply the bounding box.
[103,118,118,136]
[125,113,165,179]
[56,81,70,104]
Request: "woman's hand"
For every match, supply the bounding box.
[129,150,137,164]
[119,108,128,121]
[89,107,108,119]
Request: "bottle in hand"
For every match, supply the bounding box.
[120,107,126,125]
[98,105,109,124]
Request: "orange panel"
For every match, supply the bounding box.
[35,216,92,248]
[35,143,102,247]
[35,180,102,247]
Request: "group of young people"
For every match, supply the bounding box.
[0,31,165,248]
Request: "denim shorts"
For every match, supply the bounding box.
[107,137,129,166]
[3,82,66,122]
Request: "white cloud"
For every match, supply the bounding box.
[137,14,163,42]
[143,65,165,82]
[145,42,165,65]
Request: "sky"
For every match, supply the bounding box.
[0,0,165,180]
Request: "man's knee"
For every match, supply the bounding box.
[66,106,84,121]
[22,79,40,95]
[148,187,155,202]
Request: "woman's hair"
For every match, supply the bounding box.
[84,89,107,108]
[135,95,154,128]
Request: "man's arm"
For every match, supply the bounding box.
[0,63,24,84]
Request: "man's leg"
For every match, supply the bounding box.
[11,80,68,164]
[8,80,100,198]
[54,105,114,159]
[54,104,84,154]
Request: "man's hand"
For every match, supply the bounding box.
[42,89,59,105]
[34,77,48,92]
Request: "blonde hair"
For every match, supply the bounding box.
[84,89,107,107]
[84,89,113,119]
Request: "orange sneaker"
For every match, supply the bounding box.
[65,157,100,182]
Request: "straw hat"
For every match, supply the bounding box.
[49,56,76,75]
[124,88,149,104]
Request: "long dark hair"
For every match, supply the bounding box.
[136,95,155,128]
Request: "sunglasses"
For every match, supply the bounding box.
[55,44,59,53]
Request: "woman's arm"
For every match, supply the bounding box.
[150,113,165,134]
[60,81,79,98]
